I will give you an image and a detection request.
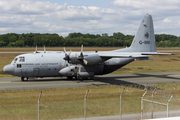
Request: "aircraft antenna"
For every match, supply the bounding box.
[34,45,37,53]
[44,45,46,53]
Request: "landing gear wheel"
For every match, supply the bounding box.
[67,76,73,80]
[21,77,29,81]
[89,77,94,80]
[21,77,24,81]
[24,77,29,81]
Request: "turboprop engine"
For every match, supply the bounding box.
[69,53,102,65]
[63,45,103,65]
[59,66,76,77]
[59,65,94,79]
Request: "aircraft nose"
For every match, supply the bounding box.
[3,64,15,75]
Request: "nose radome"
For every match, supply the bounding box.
[3,64,15,75]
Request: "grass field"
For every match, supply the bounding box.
[0,47,180,119]
[0,84,180,120]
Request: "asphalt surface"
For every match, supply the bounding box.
[0,72,180,91]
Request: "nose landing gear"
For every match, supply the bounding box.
[21,77,29,81]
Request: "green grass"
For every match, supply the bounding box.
[0,84,180,119]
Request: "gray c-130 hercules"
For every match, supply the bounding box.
[3,14,173,81]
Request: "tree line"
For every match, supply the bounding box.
[0,32,180,47]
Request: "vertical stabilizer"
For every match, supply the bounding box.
[129,14,156,52]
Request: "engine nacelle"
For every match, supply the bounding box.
[83,54,102,65]
[69,53,102,65]
[69,55,81,64]
[59,66,76,77]
[77,72,94,79]
[59,65,95,79]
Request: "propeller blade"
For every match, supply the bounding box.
[77,45,88,65]
[83,59,88,65]
[68,63,71,71]
[68,50,71,56]
[81,45,83,53]
[78,45,84,60]
[64,47,66,54]
[62,60,65,66]
[78,66,81,73]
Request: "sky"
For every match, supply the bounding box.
[0,0,180,37]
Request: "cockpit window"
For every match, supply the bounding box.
[12,56,25,64]
[12,58,18,64]
[14,58,18,62]
[19,57,25,62]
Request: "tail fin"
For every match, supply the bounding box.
[129,14,156,52]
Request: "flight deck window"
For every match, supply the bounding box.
[14,58,18,63]
[19,57,25,62]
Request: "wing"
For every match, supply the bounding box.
[141,52,174,55]
[98,51,173,60]
[99,53,149,58]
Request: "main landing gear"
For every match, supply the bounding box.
[67,76,94,80]
[21,77,29,81]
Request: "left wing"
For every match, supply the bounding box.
[99,53,149,58]
[98,51,173,60]
[99,52,150,59]
[141,52,174,55]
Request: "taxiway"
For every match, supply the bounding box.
[0,72,180,91]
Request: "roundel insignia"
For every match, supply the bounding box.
[144,32,149,39]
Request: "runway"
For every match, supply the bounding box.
[0,72,180,91]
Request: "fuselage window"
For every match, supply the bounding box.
[17,64,21,68]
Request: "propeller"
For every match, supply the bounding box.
[77,45,88,65]
[63,47,71,63]
[62,47,72,70]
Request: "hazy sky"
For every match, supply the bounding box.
[0,0,180,36]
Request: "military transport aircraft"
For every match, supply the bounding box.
[3,14,173,81]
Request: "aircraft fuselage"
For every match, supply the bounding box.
[3,51,134,79]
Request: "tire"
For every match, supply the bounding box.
[21,77,29,81]
[24,77,29,81]
[21,77,24,81]
[67,76,73,80]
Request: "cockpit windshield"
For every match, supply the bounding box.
[19,57,25,62]
[14,58,18,62]
[11,56,25,64]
